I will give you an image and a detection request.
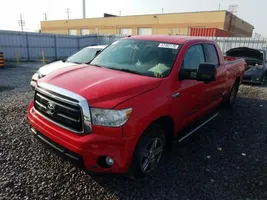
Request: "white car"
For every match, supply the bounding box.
[30,45,107,90]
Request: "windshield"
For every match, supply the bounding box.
[90,39,180,78]
[66,47,103,64]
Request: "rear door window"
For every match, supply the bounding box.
[204,44,219,66]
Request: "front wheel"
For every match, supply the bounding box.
[130,124,165,179]
[260,75,266,85]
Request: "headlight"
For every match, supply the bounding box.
[32,71,43,81]
[32,73,39,81]
[91,108,132,127]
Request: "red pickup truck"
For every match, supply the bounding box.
[28,36,246,178]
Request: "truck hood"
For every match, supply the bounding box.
[39,65,162,108]
[38,60,78,76]
[226,47,263,61]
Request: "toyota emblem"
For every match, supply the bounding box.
[46,102,56,116]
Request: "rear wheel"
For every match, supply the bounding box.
[224,80,240,107]
[130,124,165,179]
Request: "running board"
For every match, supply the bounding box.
[177,112,219,143]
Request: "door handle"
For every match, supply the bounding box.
[172,92,180,98]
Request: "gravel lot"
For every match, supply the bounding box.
[1,63,267,200]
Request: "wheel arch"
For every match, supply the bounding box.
[142,115,175,148]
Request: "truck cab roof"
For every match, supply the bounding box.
[126,35,214,45]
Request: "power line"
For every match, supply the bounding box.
[66,8,71,20]
[18,14,25,32]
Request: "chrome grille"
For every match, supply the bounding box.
[33,83,92,134]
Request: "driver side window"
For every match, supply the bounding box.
[183,44,205,70]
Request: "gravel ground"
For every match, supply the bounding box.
[1,63,267,200]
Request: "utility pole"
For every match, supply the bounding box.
[18,14,25,32]
[119,11,121,16]
[66,8,71,20]
[219,3,221,10]
[43,13,47,21]
[162,8,164,14]
[82,0,86,18]
[228,5,238,15]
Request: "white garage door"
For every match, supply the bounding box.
[81,29,90,35]
[138,28,152,35]
[68,29,77,35]
[120,28,132,35]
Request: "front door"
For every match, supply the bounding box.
[175,44,207,128]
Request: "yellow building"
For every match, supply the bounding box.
[41,10,254,37]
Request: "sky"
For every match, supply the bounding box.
[0,0,266,37]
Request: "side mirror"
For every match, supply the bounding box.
[196,63,216,83]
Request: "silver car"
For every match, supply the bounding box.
[30,45,107,90]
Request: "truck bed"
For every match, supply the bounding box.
[224,56,245,65]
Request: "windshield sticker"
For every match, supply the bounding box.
[158,43,179,49]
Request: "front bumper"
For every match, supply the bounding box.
[27,101,136,174]
[242,79,261,84]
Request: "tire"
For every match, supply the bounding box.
[223,80,240,107]
[130,124,165,179]
[260,75,266,85]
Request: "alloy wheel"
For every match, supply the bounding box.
[140,138,164,174]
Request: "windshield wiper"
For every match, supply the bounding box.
[90,64,103,68]
[107,67,142,75]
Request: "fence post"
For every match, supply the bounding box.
[25,33,30,61]
[54,35,58,60]
[42,49,45,64]
[222,39,226,53]
[16,50,20,64]
[77,36,80,50]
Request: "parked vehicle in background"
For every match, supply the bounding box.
[28,36,246,178]
[30,45,107,90]
[226,47,267,85]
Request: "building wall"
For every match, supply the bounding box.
[41,10,254,37]
[224,12,254,37]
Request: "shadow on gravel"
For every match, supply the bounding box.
[0,85,15,92]
[84,96,267,199]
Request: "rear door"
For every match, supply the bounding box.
[203,43,227,104]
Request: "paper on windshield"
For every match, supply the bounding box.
[149,63,170,77]
[158,43,179,49]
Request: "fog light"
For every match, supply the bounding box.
[256,78,260,81]
[105,156,114,166]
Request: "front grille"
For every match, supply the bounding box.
[34,89,83,133]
